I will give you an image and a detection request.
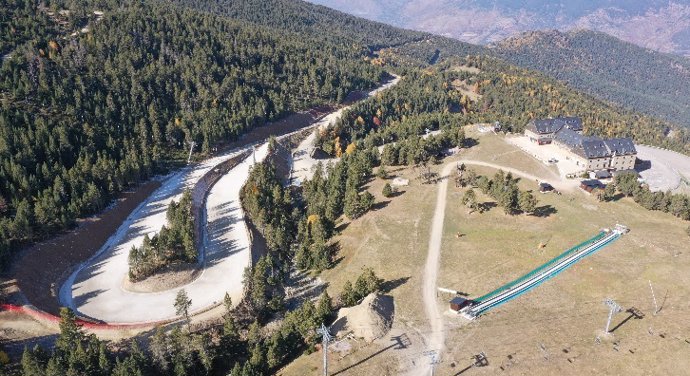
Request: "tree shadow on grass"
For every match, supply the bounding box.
[532,205,557,218]
[330,256,345,269]
[328,242,343,269]
[334,221,350,233]
[480,202,498,212]
[388,190,405,198]
[380,276,410,293]
[462,138,479,148]
[371,200,391,211]
[4,334,59,360]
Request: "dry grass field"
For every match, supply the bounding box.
[280,163,442,376]
[281,130,690,376]
[439,164,690,376]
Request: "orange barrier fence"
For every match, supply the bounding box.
[0,303,163,329]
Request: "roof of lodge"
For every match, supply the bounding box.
[580,179,606,188]
[594,170,612,179]
[528,117,583,134]
[581,139,610,158]
[554,127,589,149]
[553,128,637,159]
[604,138,637,156]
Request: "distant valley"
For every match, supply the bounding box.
[308,0,690,57]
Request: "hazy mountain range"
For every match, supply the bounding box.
[307,0,690,57]
[493,29,690,127]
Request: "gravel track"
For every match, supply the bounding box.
[58,77,401,325]
[60,145,268,324]
[414,158,566,374]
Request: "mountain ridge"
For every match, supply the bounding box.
[492,29,690,128]
[307,0,690,57]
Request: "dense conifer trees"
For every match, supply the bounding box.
[128,190,196,281]
[0,0,382,268]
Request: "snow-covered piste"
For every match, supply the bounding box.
[59,76,401,324]
[60,144,269,324]
[291,74,401,185]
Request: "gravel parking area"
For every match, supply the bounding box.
[635,145,690,192]
[505,135,581,191]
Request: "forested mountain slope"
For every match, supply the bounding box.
[493,30,690,128]
[315,53,690,160]
[2,1,690,375]
[169,0,486,63]
[1,1,61,56]
[170,0,426,48]
[0,0,383,267]
[180,0,690,155]
[2,0,690,270]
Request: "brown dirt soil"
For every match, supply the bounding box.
[0,310,58,361]
[206,107,333,159]
[122,263,198,293]
[7,181,161,315]
[331,293,394,342]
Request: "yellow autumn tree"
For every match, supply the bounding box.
[307,214,319,226]
[345,142,356,155]
[334,137,343,158]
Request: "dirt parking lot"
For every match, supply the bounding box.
[506,134,581,186]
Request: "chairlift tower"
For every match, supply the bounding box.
[473,352,488,367]
[422,350,439,376]
[604,298,623,333]
[186,141,196,164]
[316,323,332,376]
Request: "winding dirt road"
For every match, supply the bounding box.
[60,144,269,324]
[416,158,563,373]
[57,77,402,325]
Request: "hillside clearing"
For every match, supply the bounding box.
[281,130,690,375]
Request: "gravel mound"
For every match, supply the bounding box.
[331,293,394,342]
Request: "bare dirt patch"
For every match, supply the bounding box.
[7,181,161,315]
[122,263,198,293]
[0,311,57,362]
[331,293,394,342]
[451,78,481,101]
[449,65,481,74]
